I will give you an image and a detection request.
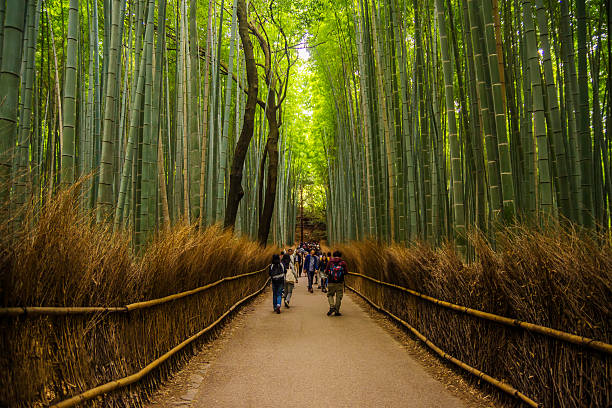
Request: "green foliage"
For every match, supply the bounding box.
[283,60,328,219]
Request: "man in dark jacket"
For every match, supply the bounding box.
[303,250,319,293]
[325,251,347,316]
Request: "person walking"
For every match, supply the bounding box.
[283,254,298,308]
[316,252,324,289]
[296,248,304,277]
[281,250,292,272]
[326,251,347,316]
[269,254,286,314]
[288,248,298,275]
[319,252,330,293]
[314,251,321,286]
[303,250,318,293]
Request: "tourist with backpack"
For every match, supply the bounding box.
[303,250,319,293]
[269,254,286,314]
[326,251,347,316]
[283,255,298,308]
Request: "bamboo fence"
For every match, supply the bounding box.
[50,277,270,408]
[346,272,612,355]
[1,268,270,407]
[345,267,611,407]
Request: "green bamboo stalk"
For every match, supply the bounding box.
[60,0,79,187]
[481,0,515,219]
[206,0,224,224]
[181,0,190,221]
[435,0,465,250]
[199,0,214,227]
[0,0,28,217]
[523,0,553,216]
[589,17,605,228]
[534,0,571,219]
[113,3,150,229]
[97,0,124,221]
[153,0,168,229]
[559,0,580,222]
[0,1,5,70]
[355,6,377,237]
[461,0,487,230]
[466,0,503,219]
[576,0,593,227]
[14,0,40,209]
[140,0,156,239]
[188,0,200,221]
[519,13,536,218]
[47,8,65,201]
[89,0,101,210]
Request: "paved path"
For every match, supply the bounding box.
[151,278,467,407]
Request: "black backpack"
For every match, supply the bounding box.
[269,263,285,282]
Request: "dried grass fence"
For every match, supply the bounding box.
[340,227,611,407]
[0,189,275,407]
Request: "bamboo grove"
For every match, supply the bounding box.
[0,0,301,248]
[312,0,610,248]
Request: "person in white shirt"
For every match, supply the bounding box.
[283,253,298,308]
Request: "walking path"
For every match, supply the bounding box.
[148,279,477,407]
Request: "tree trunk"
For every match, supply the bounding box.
[224,0,259,230]
[257,97,279,246]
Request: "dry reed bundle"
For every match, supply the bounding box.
[0,187,135,308]
[0,187,275,407]
[340,227,611,407]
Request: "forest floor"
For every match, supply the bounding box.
[147,278,498,408]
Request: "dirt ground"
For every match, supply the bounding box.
[147,279,498,407]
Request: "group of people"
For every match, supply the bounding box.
[268,246,347,317]
[298,241,321,253]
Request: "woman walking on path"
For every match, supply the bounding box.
[269,254,286,314]
[295,247,304,276]
[318,252,330,292]
[283,255,298,308]
[281,250,292,271]
[326,251,347,316]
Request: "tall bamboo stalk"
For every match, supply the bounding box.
[0,0,28,217]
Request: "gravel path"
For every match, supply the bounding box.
[147,278,482,407]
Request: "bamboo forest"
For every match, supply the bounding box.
[0,0,610,407]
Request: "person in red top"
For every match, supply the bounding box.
[325,250,347,316]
